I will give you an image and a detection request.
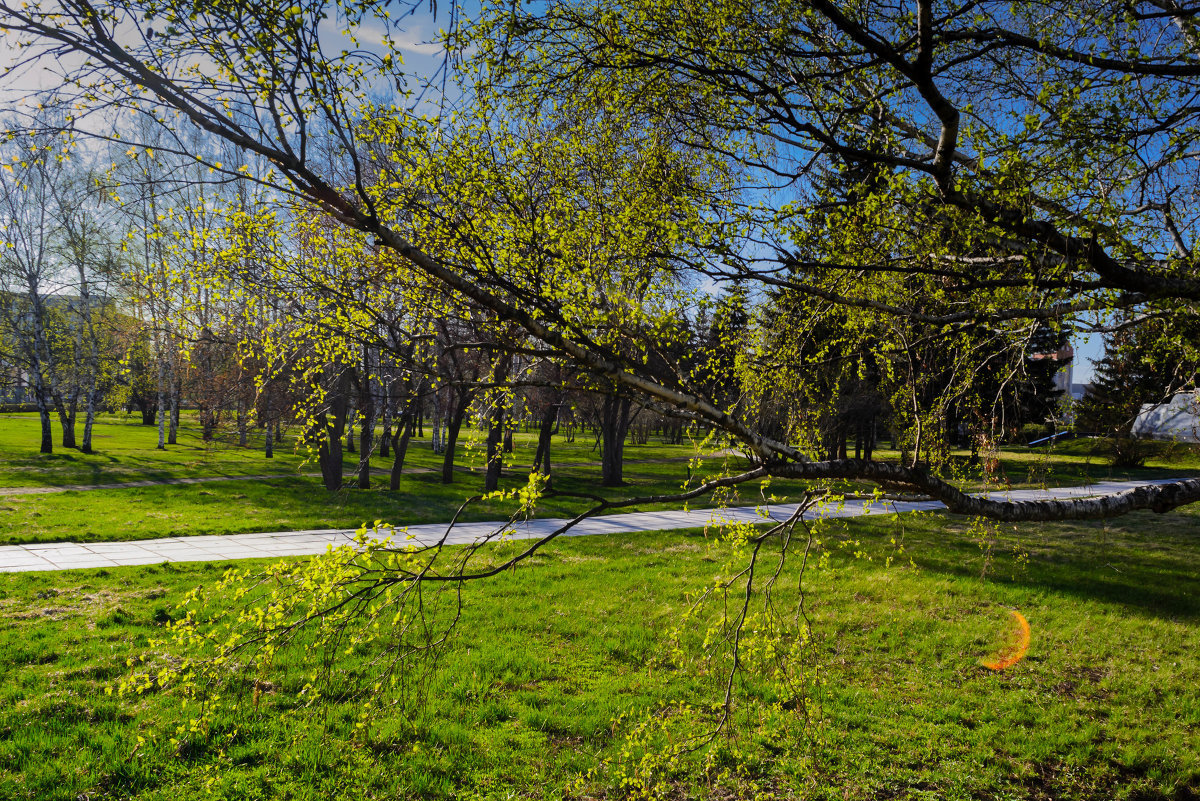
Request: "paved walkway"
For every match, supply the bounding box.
[0,479,1183,573]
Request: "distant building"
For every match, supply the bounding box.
[1131,390,1200,443]
[1029,341,1074,396]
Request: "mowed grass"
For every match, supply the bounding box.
[0,413,309,487]
[0,411,707,488]
[1,508,1197,800]
[0,412,742,544]
[0,463,743,545]
[969,437,1200,487]
[3,411,1200,548]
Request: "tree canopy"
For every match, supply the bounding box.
[3,0,1199,514]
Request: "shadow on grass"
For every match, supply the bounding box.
[849,509,1200,621]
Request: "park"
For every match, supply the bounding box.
[1,0,1199,798]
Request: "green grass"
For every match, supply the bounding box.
[0,411,706,488]
[0,463,735,545]
[0,412,745,544]
[0,413,310,487]
[1,509,1198,800]
[977,437,1200,486]
[3,412,1200,549]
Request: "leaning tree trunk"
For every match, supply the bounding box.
[389,410,413,491]
[600,394,632,487]
[484,353,512,493]
[80,380,98,454]
[441,390,471,485]
[532,400,562,484]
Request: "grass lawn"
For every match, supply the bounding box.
[1,507,1197,800]
[0,412,742,544]
[0,411,707,488]
[0,413,310,487]
[3,412,1200,546]
[0,464,742,545]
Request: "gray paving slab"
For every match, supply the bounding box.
[0,478,1189,573]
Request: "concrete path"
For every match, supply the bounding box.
[0,478,1183,573]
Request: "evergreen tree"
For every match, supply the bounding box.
[1076,317,1200,465]
[1017,322,1071,430]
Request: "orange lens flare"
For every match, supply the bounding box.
[981,610,1031,671]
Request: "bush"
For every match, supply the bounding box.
[1019,423,1054,444]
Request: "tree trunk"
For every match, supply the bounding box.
[156,351,167,450]
[441,391,471,484]
[262,388,274,458]
[53,389,78,449]
[380,389,392,458]
[200,406,217,442]
[317,368,351,491]
[34,381,52,454]
[532,401,562,483]
[76,259,102,456]
[237,399,248,446]
[485,410,505,492]
[80,381,98,454]
[168,374,180,445]
[357,380,375,489]
[600,394,632,487]
[430,389,442,455]
[389,411,412,491]
[484,353,512,493]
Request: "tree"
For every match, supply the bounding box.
[12,0,1200,754]
[0,127,83,452]
[1076,315,1200,464]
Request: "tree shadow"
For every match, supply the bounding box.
[850,510,1200,621]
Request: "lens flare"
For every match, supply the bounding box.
[981,610,1031,671]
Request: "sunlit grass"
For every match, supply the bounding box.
[1,507,1197,800]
